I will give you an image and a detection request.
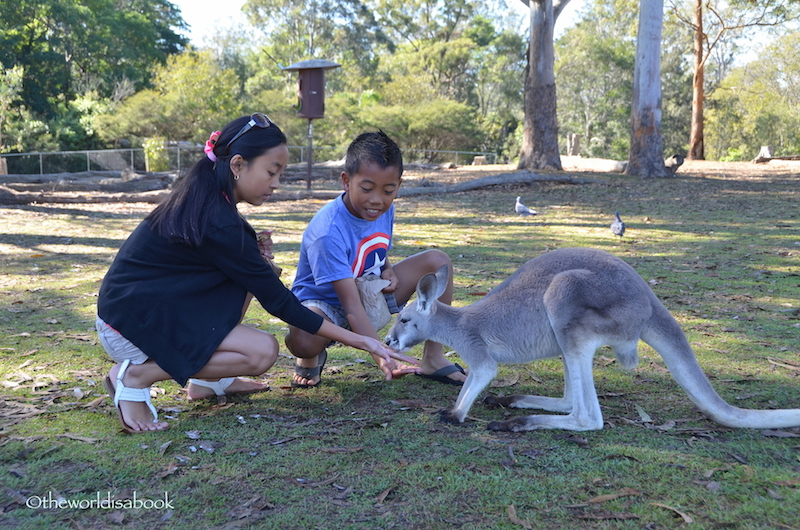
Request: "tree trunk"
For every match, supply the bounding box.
[518,0,564,171]
[626,0,669,178]
[688,0,705,160]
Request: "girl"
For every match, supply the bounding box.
[96,113,414,433]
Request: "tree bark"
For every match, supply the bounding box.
[517,0,566,171]
[688,0,705,160]
[626,0,669,178]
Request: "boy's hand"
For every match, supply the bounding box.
[256,230,275,260]
[381,266,399,293]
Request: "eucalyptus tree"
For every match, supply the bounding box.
[517,0,572,171]
[626,0,669,177]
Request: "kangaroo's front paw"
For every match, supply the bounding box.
[484,395,515,408]
[439,410,465,424]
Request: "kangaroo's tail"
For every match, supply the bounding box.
[641,299,800,429]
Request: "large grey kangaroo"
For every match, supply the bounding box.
[384,247,800,432]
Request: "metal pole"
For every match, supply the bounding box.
[306,119,313,191]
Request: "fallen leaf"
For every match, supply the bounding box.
[82,396,106,409]
[185,430,201,440]
[390,399,429,408]
[634,404,652,423]
[490,373,520,388]
[56,434,98,443]
[761,430,800,438]
[773,478,800,487]
[292,474,339,488]
[507,504,532,529]
[587,487,642,504]
[375,487,393,503]
[577,511,640,520]
[767,489,784,500]
[651,502,693,523]
[159,441,172,455]
[157,463,179,479]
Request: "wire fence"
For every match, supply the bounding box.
[0,146,497,176]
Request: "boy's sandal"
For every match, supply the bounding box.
[103,359,166,434]
[416,363,466,386]
[291,350,328,389]
[187,377,268,404]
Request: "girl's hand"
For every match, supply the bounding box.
[362,337,420,380]
[256,230,275,260]
[377,358,421,381]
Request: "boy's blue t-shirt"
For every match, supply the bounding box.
[291,193,394,306]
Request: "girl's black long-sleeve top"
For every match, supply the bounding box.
[97,209,323,385]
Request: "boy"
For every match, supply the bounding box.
[286,131,466,387]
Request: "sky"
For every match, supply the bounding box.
[170,0,585,46]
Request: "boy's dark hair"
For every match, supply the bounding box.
[345,130,403,178]
[147,114,287,246]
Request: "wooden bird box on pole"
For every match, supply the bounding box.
[283,60,341,190]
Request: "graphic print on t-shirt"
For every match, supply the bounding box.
[352,233,390,277]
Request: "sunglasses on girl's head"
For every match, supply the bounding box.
[225,112,273,151]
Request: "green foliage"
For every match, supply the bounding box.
[555,0,639,160]
[707,31,800,159]
[143,136,168,172]
[0,0,188,124]
[0,62,23,151]
[719,146,746,162]
[95,50,244,145]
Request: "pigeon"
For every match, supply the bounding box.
[515,196,537,216]
[611,211,626,238]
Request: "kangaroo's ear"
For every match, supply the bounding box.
[416,272,438,314]
[433,264,449,300]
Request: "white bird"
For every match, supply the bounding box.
[611,211,626,238]
[515,196,537,216]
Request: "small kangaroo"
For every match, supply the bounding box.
[384,247,800,432]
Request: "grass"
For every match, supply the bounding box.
[1,164,799,529]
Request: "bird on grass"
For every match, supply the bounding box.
[515,196,537,216]
[611,211,626,238]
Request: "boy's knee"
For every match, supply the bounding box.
[284,328,323,359]
[424,249,452,271]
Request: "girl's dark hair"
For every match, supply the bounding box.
[147,115,287,245]
[345,130,403,178]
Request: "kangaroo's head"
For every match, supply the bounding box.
[384,264,449,352]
